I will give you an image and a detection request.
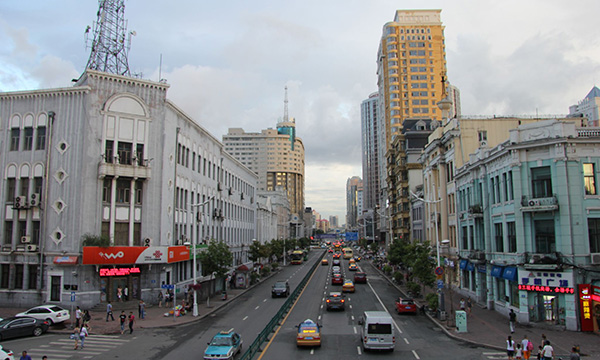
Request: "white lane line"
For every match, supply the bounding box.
[367,279,403,334]
[320,304,324,309]
[243,316,248,321]
[357,346,362,355]
[403,337,409,344]
[318,315,322,321]
[255,305,260,310]
[351,315,354,321]
[263,299,267,302]
[349,305,353,309]
[310,348,315,355]
[353,326,357,334]
[412,350,420,359]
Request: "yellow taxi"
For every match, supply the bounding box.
[296,319,321,347]
[321,258,329,266]
[348,263,358,271]
[349,258,356,264]
[342,280,355,293]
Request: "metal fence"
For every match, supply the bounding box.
[239,251,325,360]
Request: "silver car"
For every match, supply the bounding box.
[16,305,70,325]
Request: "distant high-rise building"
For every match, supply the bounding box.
[569,86,600,126]
[361,92,382,211]
[329,215,339,228]
[346,176,362,229]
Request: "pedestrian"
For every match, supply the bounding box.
[157,291,163,308]
[467,298,473,315]
[79,324,89,349]
[506,335,516,360]
[521,335,532,360]
[537,345,543,360]
[106,301,114,321]
[119,311,127,334]
[138,300,145,319]
[128,312,135,334]
[82,310,91,331]
[19,351,32,360]
[541,340,554,360]
[72,326,80,350]
[569,346,581,360]
[459,298,466,311]
[42,356,48,360]
[509,309,516,333]
[515,343,523,360]
[124,286,129,301]
[75,306,82,328]
[117,285,123,302]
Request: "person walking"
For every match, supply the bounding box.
[541,340,554,360]
[521,335,532,360]
[128,312,135,334]
[82,310,91,331]
[72,326,80,350]
[117,286,123,302]
[459,298,466,311]
[515,344,523,360]
[74,306,82,328]
[106,301,114,321]
[119,311,127,334]
[506,335,516,360]
[79,324,89,349]
[138,300,145,319]
[467,298,473,315]
[157,291,163,308]
[569,346,581,360]
[124,286,129,301]
[509,309,517,333]
[19,351,32,360]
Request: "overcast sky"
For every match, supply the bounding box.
[2,1,600,223]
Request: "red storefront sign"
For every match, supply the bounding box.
[99,267,141,277]
[168,246,190,263]
[83,246,190,265]
[518,284,574,294]
[579,284,594,332]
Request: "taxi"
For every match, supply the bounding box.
[333,253,341,259]
[348,263,358,271]
[342,280,355,293]
[204,329,243,360]
[296,319,321,347]
[321,258,329,266]
[349,258,356,265]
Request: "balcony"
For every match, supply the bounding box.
[468,204,483,218]
[98,157,152,179]
[520,195,558,212]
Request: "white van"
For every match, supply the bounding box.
[358,311,395,351]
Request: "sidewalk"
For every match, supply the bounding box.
[372,263,600,358]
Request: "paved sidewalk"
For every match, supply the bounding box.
[371,262,600,358]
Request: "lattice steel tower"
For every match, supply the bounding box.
[85,0,134,76]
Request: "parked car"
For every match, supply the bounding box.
[0,345,14,360]
[0,317,49,340]
[271,280,290,298]
[354,272,367,284]
[204,328,243,360]
[395,297,417,314]
[15,305,70,325]
[296,319,321,347]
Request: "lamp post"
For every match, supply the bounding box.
[190,195,215,317]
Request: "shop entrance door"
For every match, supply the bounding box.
[110,277,128,302]
[543,295,557,322]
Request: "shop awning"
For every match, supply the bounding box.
[466,262,475,271]
[53,256,78,265]
[491,266,504,278]
[459,259,468,270]
[236,261,254,272]
[502,267,518,281]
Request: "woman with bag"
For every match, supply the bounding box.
[79,325,89,349]
[72,326,80,350]
[521,335,533,360]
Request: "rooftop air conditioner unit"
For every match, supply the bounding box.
[21,236,31,244]
[26,244,38,252]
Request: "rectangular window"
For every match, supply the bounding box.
[135,180,143,204]
[495,175,501,203]
[34,177,43,195]
[36,126,46,150]
[32,221,40,244]
[14,264,23,289]
[584,163,597,195]
[490,178,496,204]
[462,226,468,249]
[494,223,504,252]
[478,130,487,142]
[502,173,508,202]
[18,221,26,238]
[507,171,514,201]
[23,128,33,151]
[20,178,29,197]
[116,179,131,203]
[6,179,15,202]
[507,222,516,253]
[0,264,9,289]
[102,179,112,203]
[588,218,600,253]
[117,142,132,165]
[10,128,20,151]
[535,219,555,253]
[531,166,552,198]
[496,278,506,301]
[4,221,12,245]
[105,140,114,163]
[28,265,38,290]
[136,144,144,166]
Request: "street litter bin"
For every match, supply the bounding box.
[221,291,227,301]
[438,310,447,321]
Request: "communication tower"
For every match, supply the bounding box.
[85,0,135,76]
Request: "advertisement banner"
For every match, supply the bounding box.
[83,246,168,265]
[168,246,190,263]
[579,284,594,332]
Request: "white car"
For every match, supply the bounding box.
[0,344,15,360]
[16,305,70,325]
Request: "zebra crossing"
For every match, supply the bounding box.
[482,351,508,359]
[24,334,131,359]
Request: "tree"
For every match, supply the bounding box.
[198,240,233,281]
[298,237,311,249]
[268,239,284,262]
[248,241,263,263]
[81,233,110,247]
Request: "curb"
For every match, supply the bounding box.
[369,262,505,352]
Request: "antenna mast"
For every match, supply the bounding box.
[85,0,134,76]
[283,86,289,122]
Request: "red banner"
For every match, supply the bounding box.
[83,246,190,265]
[168,246,190,263]
[579,284,594,332]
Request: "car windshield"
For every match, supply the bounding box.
[49,306,64,312]
[0,319,11,327]
[273,282,287,289]
[210,337,233,346]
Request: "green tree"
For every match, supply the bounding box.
[81,233,110,247]
[298,237,311,249]
[199,240,233,283]
[248,241,263,263]
[268,239,284,262]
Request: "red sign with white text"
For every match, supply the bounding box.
[580,284,594,332]
[83,246,189,265]
[168,246,190,263]
[99,267,141,277]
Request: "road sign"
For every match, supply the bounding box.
[70,291,76,302]
[437,280,444,289]
[435,266,444,276]
[161,284,174,289]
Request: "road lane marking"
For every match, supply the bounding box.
[318,315,321,320]
[255,305,260,310]
[412,350,420,359]
[351,315,354,320]
[310,348,314,355]
[357,346,362,355]
[353,326,357,334]
[263,299,267,302]
[403,337,409,344]
[349,305,352,309]
[367,279,403,334]
[243,316,248,321]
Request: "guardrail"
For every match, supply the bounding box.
[239,251,325,360]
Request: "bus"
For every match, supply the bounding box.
[290,250,304,265]
[343,247,353,260]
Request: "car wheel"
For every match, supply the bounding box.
[33,326,44,337]
[45,318,54,325]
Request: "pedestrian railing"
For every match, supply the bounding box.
[239,251,325,360]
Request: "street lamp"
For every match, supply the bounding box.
[189,195,216,317]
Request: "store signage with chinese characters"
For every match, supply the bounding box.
[83,246,190,265]
[579,284,594,332]
[518,284,574,294]
[99,267,141,277]
[518,269,573,288]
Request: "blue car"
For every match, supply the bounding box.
[204,329,243,360]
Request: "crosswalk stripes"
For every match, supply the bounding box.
[482,351,507,359]
[24,334,131,359]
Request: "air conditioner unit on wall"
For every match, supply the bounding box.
[14,196,27,209]
[26,244,38,252]
[591,253,600,265]
[1,245,11,252]
[21,236,31,244]
[29,193,40,207]
[528,199,541,207]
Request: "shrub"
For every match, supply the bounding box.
[250,272,260,284]
[406,281,421,298]
[393,271,403,284]
[383,265,392,275]
[261,265,271,277]
[271,262,279,270]
[426,293,438,311]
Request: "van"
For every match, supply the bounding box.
[358,311,395,351]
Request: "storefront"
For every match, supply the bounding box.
[517,268,577,330]
[83,245,189,303]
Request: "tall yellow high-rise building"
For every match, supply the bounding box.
[377,9,447,150]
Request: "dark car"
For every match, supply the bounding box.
[331,273,344,285]
[0,317,49,340]
[326,291,345,311]
[271,280,290,298]
[354,272,367,284]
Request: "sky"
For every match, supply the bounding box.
[1,1,600,223]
